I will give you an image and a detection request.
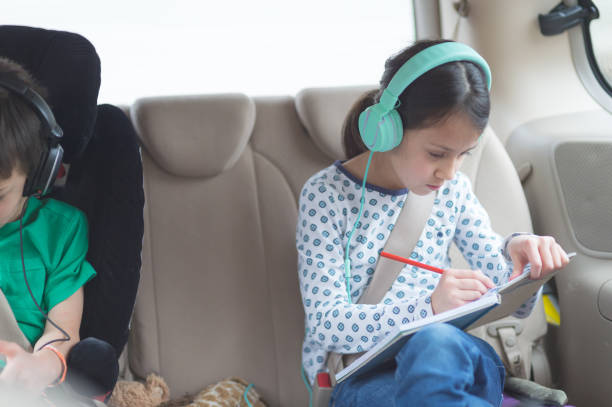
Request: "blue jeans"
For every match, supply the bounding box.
[330,323,505,407]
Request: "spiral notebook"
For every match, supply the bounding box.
[335,253,575,383]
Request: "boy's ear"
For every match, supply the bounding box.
[0,73,63,197]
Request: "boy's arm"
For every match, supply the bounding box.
[0,288,83,392]
[34,286,83,360]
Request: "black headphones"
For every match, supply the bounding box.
[0,73,64,197]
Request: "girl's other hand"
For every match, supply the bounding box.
[431,268,495,314]
[507,235,570,281]
[0,340,62,394]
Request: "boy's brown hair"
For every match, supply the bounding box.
[0,57,48,180]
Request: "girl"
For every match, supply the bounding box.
[296,39,569,406]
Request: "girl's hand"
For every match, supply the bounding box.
[507,235,570,281]
[0,341,62,394]
[431,268,496,314]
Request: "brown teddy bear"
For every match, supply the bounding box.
[109,373,170,407]
[110,375,267,407]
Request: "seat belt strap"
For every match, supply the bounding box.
[327,192,435,384]
[359,192,435,304]
[497,326,525,377]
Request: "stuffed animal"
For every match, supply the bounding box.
[109,373,170,407]
[184,377,266,407]
[110,375,267,407]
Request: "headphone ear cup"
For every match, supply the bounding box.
[382,109,403,151]
[23,145,63,197]
[358,105,404,152]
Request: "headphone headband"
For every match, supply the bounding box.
[359,42,491,152]
[383,42,491,112]
[0,73,64,196]
[0,73,63,140]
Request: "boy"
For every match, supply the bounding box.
[0,57,117,402]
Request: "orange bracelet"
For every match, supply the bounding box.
[42,345,67,386]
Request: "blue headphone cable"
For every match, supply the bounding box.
[19,198,71,351]
[301,151,374,405]
[301,363,314,407]
[343,150,374,304]
[243,383,254,407]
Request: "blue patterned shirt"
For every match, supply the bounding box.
[297,161,535,384]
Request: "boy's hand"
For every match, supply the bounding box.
[431,268,496,314]
[507,235,570,281]
[0,340,62,394]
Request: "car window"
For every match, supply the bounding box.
[5,0,414,104]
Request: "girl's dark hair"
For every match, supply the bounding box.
[0,57,47,179]
[342,39,490,158]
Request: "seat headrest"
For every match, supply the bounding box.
[295,85,375,160]
[132,94,255,178]
[0,25,101,163]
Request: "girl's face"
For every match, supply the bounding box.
[387,112,481,195]
[0,168,27,229]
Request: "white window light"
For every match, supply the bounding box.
[4,0,414,105]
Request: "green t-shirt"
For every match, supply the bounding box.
[0,197,96,346]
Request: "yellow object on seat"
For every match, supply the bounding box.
[543,294,561,326]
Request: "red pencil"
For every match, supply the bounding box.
[379,251,445,274]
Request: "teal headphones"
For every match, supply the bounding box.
[343,42,492,303]
[358,42,492,153]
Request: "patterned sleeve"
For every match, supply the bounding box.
[453,174,537,318]
[297,180,432,355]
[513,288,541,318]
[452,174,510,285]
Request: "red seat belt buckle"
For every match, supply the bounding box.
[317,372,332,388]
[57,163,66,179]
[93,391,112,402]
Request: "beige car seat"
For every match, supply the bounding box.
[126,86,549,406]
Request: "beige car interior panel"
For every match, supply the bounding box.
[507,109,612,407]
[437,0,600,144]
